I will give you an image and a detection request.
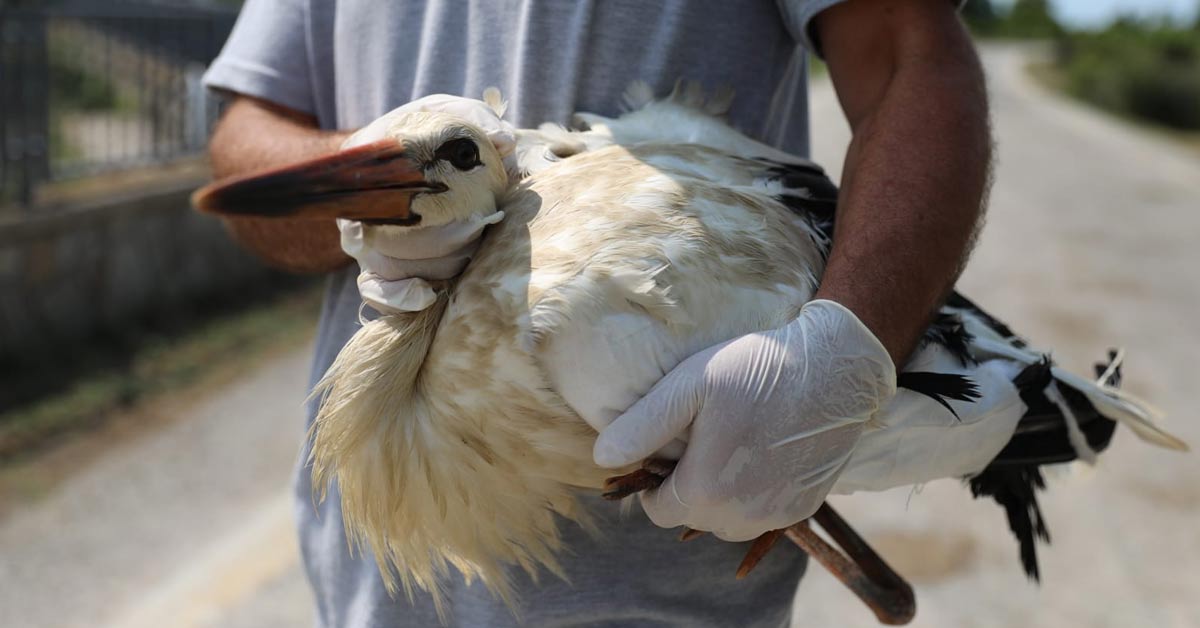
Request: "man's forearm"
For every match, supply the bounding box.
[208,96,353,273]
[815,2,991,364]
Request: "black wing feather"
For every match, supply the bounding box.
[896,371,982,420]
[968,465,1051,581]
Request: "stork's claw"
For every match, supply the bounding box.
[602,460,916,626]
[601,458,674,499]
[736,528,783,579]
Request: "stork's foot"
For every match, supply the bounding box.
[601,458,674,499]
[736,528,783,578]
[602,461,916,626]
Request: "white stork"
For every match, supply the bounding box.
[193,84,1187,622]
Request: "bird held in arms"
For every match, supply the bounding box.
[193,84,1187,624]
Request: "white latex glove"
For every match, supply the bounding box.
[593,299,897,541]
[339,211,504,313]
[339,94,515,313]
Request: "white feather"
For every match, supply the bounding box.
[953,308,1187,452]
[307,85,1187,616]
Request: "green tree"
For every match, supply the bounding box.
[1004,0,1063,38]
[962,0,1000,34]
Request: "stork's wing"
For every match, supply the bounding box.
[840,290,1187,579]
[946,292,1186,452]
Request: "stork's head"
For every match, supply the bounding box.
[194,106,511,229]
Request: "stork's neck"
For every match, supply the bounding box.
[307,287,584,608]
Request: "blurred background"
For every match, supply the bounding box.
[0,1,1197,627]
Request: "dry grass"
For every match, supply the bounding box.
[0,284,322,468]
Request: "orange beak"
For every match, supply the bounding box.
[191,139,443,225]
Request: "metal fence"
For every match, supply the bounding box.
[0,1,236,208]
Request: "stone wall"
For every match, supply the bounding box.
[0,175,284,371]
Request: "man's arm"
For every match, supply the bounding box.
[208,95,353,273]
[592,0,992,538]
[814,0,991,363]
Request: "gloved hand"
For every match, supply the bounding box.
[339,212,503,312]
[343,93,516,159]
[593,299,897,541]
[339,94,515,313]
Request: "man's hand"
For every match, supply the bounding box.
[594,300,896,541]
[592,0,989,541]
[339,212,504,312]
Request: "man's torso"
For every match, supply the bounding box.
[207,1,838,625]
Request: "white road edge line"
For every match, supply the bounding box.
[102,492,301,628]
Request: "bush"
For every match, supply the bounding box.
[1125,68,1200,129]
[966,0,1063,39]
[49,52,118,112]
[1004,0,1063,39]
[1057,23,1200,131]
[51,64,119,111]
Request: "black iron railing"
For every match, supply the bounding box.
[0,1,236,208]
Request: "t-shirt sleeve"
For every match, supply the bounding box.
[776,0,966,58]
[775,0,847,56]
[202,0,315,115]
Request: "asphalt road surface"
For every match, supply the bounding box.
[797,45,1200,628]
[0,346,315,628]
[2,44,1197,628]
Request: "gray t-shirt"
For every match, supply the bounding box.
[205,1,841,626]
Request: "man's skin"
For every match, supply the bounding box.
[208,96,351,273]
[813,0,990,363]
[208,0,990,364]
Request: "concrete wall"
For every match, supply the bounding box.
[0,176,284,369]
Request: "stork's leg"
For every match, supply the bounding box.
[603,461,916,626]
[786,506,916,625]
[735,528,783,578]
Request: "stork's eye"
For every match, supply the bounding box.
[435,138,481,171]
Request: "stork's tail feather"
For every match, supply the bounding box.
[989,358,1119,466]
[950,290,1186,453]
[968,465,1050,581]
[1050,364,1186,452]
[972,348,1186,580]
[966,358,1089,582]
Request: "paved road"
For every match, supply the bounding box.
[0,347,315,628]
[797,45,1200,628]
[2,44,1197,628]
